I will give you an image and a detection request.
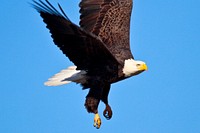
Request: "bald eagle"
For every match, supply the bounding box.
[32,0,147,129]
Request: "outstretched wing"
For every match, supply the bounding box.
[32,0,119,70]
[79,0,134,63]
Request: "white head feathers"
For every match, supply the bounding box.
[123,58,147,77]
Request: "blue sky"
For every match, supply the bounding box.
[1,0,200,133]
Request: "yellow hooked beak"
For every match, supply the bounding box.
[138,63,148,71]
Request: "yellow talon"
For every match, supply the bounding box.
[93,113,101,129]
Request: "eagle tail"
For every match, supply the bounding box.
[44,66,87,86]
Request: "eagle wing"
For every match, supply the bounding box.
[79,0,134,63]
[32,0,119,70]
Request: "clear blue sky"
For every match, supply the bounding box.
[1,0,200,133]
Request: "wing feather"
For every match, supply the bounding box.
[79,0,134,63]
[32,0,119,70]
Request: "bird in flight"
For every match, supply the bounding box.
[32,0,147,129]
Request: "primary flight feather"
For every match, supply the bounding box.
[32,0,147,129]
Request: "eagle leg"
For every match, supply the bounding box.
[85,87,102,129]
[101,84,113,120]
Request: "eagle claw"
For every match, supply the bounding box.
[103,104,112,120]
[93,114,101,129]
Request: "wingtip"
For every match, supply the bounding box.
[31,0,69,20]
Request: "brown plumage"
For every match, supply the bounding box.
[32,0,147,129]
[80,0,133,64]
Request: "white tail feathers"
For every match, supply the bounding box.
[44,66,87,86]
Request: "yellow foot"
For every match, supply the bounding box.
[93,113,101,129]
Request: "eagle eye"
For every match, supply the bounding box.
[136,64,141,67]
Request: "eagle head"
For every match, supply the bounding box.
[123,58,148,77]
